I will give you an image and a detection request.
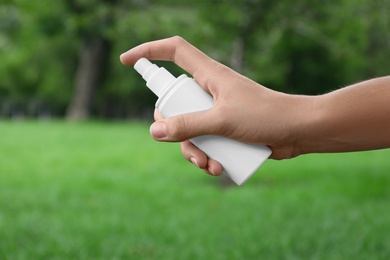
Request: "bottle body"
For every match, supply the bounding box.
[156,75,272,185]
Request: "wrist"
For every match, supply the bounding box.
[262,92,319,159]
[287,94,322,157]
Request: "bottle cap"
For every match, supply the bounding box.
[134,58,176,97]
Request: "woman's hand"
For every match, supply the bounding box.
[120,36,313,175]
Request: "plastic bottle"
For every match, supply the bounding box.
[134,58,272,185]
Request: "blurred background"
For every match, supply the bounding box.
[1,0,390,259]
[0,0,389,120]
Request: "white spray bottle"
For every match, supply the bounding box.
[134,58,272,185]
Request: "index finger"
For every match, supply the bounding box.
[120,36,215,79]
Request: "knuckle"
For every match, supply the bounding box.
[170,36,187,61]
[171,35,185,46]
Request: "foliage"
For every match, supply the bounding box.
[0,0,389,118]
[0,1,78,116]
[1,121,390,258]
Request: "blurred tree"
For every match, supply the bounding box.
[198,0,374,95]
[0,1,78,117]
[271,0,369,94]
[364,0,390,78]
[0,0,388,119]
[64,0,115,120]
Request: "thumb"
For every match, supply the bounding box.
[150,110,218,142]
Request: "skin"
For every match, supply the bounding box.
[120,36,390,176]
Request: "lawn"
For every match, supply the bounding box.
[0,120,389,259]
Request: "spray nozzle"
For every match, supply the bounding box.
[134,58,176,97]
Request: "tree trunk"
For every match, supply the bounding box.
[66,36,109,120]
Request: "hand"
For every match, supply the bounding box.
[120,36,316,175]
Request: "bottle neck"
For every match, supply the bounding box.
[156,74,189,107]
[146,67,176,97]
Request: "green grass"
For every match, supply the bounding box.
[1,120,390,259]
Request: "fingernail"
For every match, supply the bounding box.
[150,121,167,139]
[190,157,199,167]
